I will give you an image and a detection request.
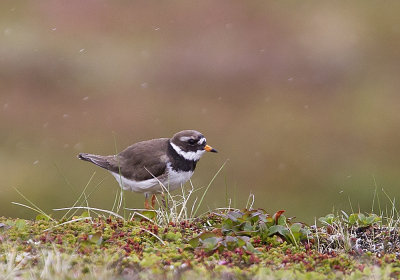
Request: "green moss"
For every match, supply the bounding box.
[165,231,182,242]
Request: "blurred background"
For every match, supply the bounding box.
[1,1,400,223]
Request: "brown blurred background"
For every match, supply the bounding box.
[1,1,400,223]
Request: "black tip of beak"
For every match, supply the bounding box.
[211,148,218,153]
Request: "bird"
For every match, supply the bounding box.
[78,130,217,209]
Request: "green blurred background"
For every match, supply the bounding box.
[1,1,400,223]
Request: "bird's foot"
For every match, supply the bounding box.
[151,194,156,209]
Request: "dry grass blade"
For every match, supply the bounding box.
[140,228,165,245]
[43,217,92,232]
[53,206,124,220]
[61,171,96,221]
[192,160,227,217]
[12,188,54,221]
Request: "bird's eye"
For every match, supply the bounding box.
[188,139,196,145]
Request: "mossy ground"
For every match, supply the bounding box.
[1,212,400,279]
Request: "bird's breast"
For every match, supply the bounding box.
[164,163,194,187]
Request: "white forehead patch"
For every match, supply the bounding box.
[179,136,206,145]
[198,137,206,145]
[179,136,192,142]
[170,142,205,161]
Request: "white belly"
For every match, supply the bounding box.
[164,167,194,189]
[110,164,193,195]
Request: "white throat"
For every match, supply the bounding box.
[170,142,205,161]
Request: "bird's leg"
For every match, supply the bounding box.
[144,194,150,209]
[151,194,156,209]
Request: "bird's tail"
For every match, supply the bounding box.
[77,153,113,170]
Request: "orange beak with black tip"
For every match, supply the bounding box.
[204,145,218,153]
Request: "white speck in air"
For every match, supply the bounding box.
[83,96,89,101]
[141,82,148,88]
[154,27,160,31]
[288,77,294,81]
[51,27,57,31]
[278,163,286,171]
[63,114,69,119]
[74,143,83,150]
[33,160,39,165]
[79,48,85,53]
[141,50,150,58]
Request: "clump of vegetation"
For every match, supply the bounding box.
[188,209,311,255]
[316,210,400,258]
[319,212,381,228]
[2,206,400,279]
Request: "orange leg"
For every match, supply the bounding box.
[151,194,156,209]
[144,197,150,209]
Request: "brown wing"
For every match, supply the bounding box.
[79,138,169,181]
[111,138,169,181]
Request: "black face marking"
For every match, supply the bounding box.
[167,141,197,172]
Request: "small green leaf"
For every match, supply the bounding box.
[88,232,103,245]
[224,236,238,250]
[165,231,182,242]
[358,213,366,222]
[371,214,381,223]
[348,214,358,225]
[259,221,268,233]
[238,236,250,243]
[226,212,242,222]
[319,214,335,225]
[265,216,275,227]
[300,227,312,239]
[258,214,268,223]
[290,223,302,233]
[200,237,220,252]
[141,210,157,220]
[222,218,234,232]
[36,214,50,221]
[276,215,287,226]
[243,221,253,232]
[268,225,289,237]
[188,232,217,248]
[81,211,90,218]
[244,241,256,253]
